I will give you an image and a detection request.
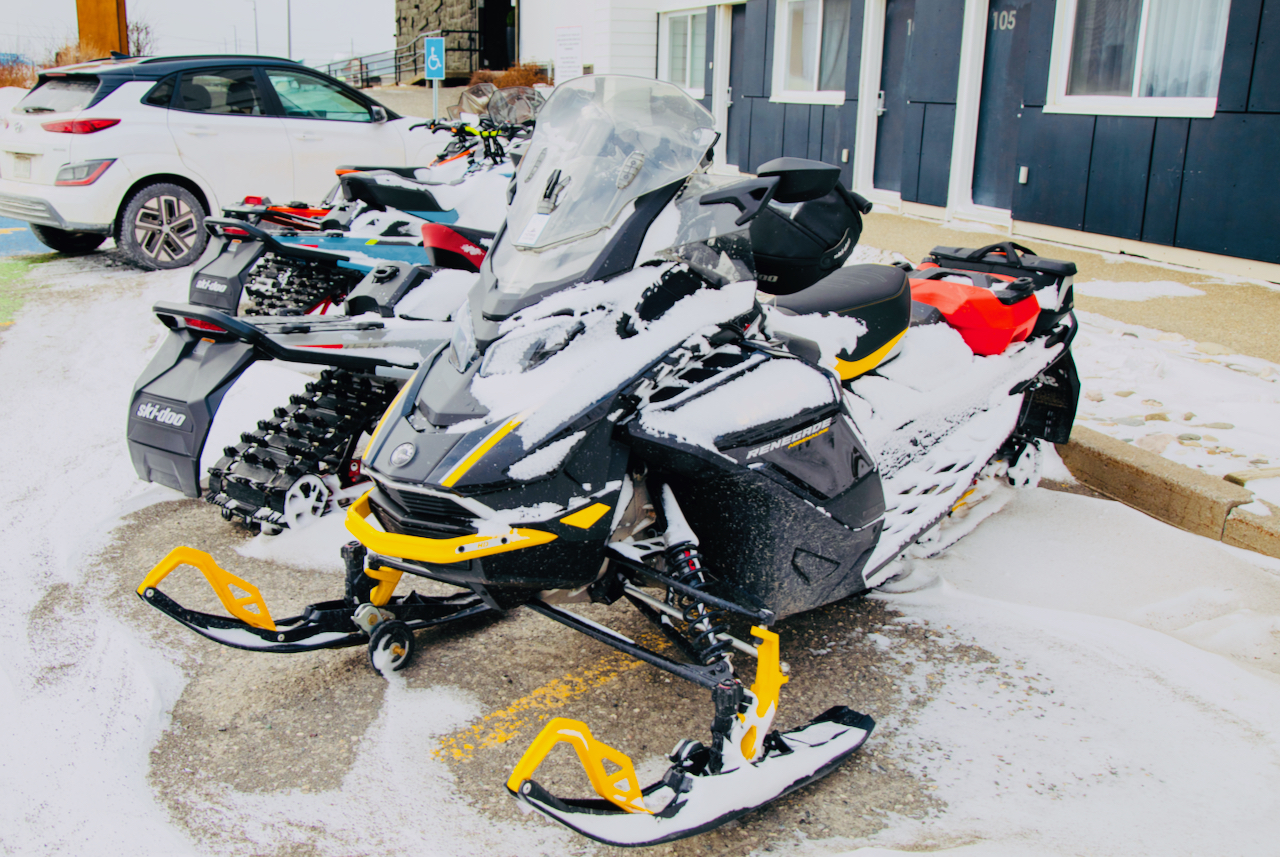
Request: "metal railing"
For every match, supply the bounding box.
[315,49,397,89]
[315,30,482,89]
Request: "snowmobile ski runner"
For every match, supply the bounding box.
[137,75,1078,845]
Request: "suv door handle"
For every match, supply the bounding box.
[876,91,887,116]
[295,133,322,141]
[185,127,216,136]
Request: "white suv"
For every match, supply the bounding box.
[0,55,445,268]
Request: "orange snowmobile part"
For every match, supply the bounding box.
[267,205,331,218]
[909,271,1039,356]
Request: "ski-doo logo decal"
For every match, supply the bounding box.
[134,401,192,430]
[193,278,229,293]
[744,418,833,460]
[758,273,779,283]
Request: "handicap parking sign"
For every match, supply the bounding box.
[423,38,446,80]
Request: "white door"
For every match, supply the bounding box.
[166,66,293,208]
[262,67,407,203]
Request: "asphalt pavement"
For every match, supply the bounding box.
[0,216,46,256]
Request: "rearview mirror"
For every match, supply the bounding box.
[370,105,388,123]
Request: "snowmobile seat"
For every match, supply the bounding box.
[770,264,911,380]
[334,165,422,179]
[340,171,448,217]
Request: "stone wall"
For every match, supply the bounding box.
[396,0,479,77]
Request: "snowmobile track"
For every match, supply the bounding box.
[242,253,365,316]
[206,367,400,528]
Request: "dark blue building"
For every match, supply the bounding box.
[655,0,1277,273]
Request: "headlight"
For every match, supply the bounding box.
[390,442,416,468]
[480,315,585,377]
[447,302,479,372]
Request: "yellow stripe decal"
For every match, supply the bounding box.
[788,427,829,448]
[345,492,556,564]
[559,502,612,529]
[833,328,907,380]
[440,418,522,488]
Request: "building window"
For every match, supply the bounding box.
[771,0,850,104]
[1047,0,1231,117]
[660,10,708,96]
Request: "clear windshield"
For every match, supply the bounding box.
[488,86,544,124]
[503,76,717,253]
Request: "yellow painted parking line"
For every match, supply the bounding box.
[435,634,662,763]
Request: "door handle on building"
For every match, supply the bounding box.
[876,91,886,116]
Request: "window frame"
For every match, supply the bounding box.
[770,0,847,106]
[1043,0,1226,119]
[658,8,710,99]
[261,66,379,123]
[169,67,276,118]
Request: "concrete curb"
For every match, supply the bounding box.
[1056,425,1280,560]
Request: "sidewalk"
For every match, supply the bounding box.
[861,212,1280,364]
[863,209,1280,559]
[366,84,466,120]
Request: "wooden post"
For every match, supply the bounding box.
[76,0,129,56]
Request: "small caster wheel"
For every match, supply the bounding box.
[368,619,414,673]
[221,508,234,522]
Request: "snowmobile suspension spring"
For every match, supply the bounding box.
[665,544,733,664]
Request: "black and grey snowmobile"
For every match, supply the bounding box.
[189,88,543,317]
[129,257,473,532]
[137,76,1078,845]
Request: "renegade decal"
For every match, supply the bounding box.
[743,418,833,460]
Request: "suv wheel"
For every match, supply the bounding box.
[117,182,207,269]
[29,224,106,256]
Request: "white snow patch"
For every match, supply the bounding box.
[1247,477,1280,508]
[507,431,586,480]
[640,359,836,453]
[1073,279,1205,301]
[393,268,480,320]
[1071,311,1280,476]
[236,509,354,572]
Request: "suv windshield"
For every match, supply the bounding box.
[16,77,99,114]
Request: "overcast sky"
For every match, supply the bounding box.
[0,0,396,66]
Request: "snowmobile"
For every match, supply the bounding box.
[130,256,475,532]
[136,76,1078,846]
[189,88,543,317]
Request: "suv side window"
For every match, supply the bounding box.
[175,68,265,115]
[143,75,176,107]
[264,69,372,122]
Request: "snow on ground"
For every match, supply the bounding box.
[1071,311,1280,478]
[0,257,199,853]
[826,487,1280,857]
[4,250,1280,855]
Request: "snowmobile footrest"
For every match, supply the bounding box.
[509,706,874,847]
